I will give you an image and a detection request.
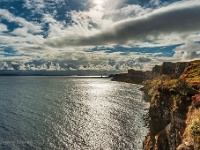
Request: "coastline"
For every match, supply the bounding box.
[110,60,200,150]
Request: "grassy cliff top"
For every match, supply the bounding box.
[144,60,200,94]
[143,60,200,149]
[180,60,200,84]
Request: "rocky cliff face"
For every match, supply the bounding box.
[143,60,200,150]
[111,70,151,84]
[110,60,200,149]
[111,62,189,84]
[111,70,147,84]
[152,62,189,79]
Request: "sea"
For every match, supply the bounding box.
[0,76,149,150]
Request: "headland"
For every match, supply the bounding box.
[110,60,200,150]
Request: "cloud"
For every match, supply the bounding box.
[0,0,200,73]
[0,50,159,71]
[0,9,42,33]
[0,62,14,70]
[174,42,200,61]
[149,0,161,6]
[0,8,46,56]
[46,0,200,48]
[135,57,152,63]
[0,23,8,32]
[23,0,45,13]
[102,4,151,22]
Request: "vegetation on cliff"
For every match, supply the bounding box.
[143,60,200,150]
[110,60,200,149]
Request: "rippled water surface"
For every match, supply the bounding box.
[0,76,148,150]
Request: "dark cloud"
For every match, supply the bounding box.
[136,57,152,63]
[46,2,200,47]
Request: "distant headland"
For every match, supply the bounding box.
[109,60,199,84]
[0,70,118,77]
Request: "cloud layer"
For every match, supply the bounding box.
[0,0,200,72]
[47,0,200,47]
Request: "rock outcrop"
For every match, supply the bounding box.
[152,62,189,79]
[110,60,200,150]
[111,61,189,84]
[143,60,200,150]
[111,70,151,84]
[192,94,200,108]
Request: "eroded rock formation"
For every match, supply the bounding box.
[111,60,200,150]
[143,60,200,150]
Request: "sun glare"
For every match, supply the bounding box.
[93,0,104,6]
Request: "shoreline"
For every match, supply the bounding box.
[110,60,200,150]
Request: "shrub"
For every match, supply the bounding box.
[190,118,200,137]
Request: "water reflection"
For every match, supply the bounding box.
[84,81,114,149]
[0,77,148,150]
[48,78,148,149]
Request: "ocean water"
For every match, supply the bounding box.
[0,76,149,150]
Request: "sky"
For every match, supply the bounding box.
[0,0,200,73]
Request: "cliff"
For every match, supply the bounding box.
[152,62,189,79]
[111,61,189,84]
[111,70,148,84]
[110,60,200,150]
[143,60,200,150]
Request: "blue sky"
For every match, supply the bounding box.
[0,0,200,72]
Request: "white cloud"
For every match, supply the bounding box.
[88,0,126,10]
[149,0,161,6]
[174,42,200,61]
[0,0,200,73]
[11,27,29,37]
[23,0,45,13]
[0,50,161,71]
[0,62,14,70]
[0,9,42,34]
[0,8,45,56]
[0,23,8,32]
[45,0,200,48]
[103,4,152,22]
[0,31,180,71]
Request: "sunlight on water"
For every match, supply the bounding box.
[0,77,149,150]
[85,82,114,149]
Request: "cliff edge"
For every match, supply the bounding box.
[143,60,200,150]
[111,60,200,150]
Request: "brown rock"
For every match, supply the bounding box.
[192,94,200,108]
[177,144,194,150]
